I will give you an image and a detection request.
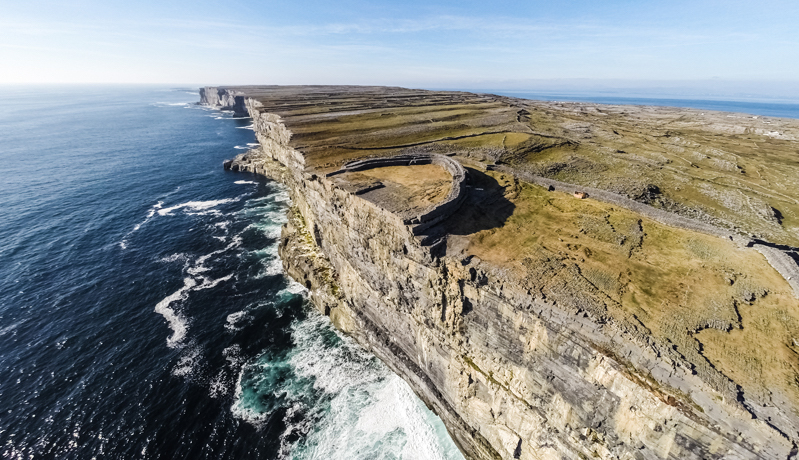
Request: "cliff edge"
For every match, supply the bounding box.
[210,85,799,459]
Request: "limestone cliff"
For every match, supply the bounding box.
[199,87,248,115]
[214,86,799,459]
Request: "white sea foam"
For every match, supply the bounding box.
[186,265,210,276]
[329,375,449,460]
[243,221,282,240]
[155,274,233,366]
[187,236,242,277]
[273,312,463,460]
[153,277,196,347]
[119,201,164,249]
[230,366,273,426]
[237,124,255,130]
[288,315,383,395]
[154,243,233,347]
[209,371,228,398]
[157,198,236,216]
[280,280,308,296]
[225,311,248,332]
[245,196,277,203]
[195,274,233,290]
[141,202,162,225]
[172,345,202,377]
[230,400,271,426]
[159,253,187,263]
[235,180,258,185]
[233,145,250,150]
[223,344,244,366]
[393,377,451,460]
[253,257,283,279]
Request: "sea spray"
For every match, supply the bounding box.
[231,308,464,460]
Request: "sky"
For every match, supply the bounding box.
[1,0,798,97]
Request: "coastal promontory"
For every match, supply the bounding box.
[204,85,799,459]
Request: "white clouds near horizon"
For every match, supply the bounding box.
[1,0,798,94]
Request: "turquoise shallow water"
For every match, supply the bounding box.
[0,86,464,459]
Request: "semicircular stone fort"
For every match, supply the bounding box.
[326,153,467,234]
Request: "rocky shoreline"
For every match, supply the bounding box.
[206,86,799,459]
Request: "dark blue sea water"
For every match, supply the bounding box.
[482,90,799,119]
[0,87,463,459]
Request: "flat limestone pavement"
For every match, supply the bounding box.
[211,85,799,459]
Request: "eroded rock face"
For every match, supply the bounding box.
[217,88,799,459]
[199,87,248,115]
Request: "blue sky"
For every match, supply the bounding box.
[1,0,798,96]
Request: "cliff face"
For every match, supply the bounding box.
[199,87,248,115]
[215,87,799,459]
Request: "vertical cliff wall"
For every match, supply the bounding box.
[199,87,248,115]
[221,93,798,459]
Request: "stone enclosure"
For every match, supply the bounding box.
[327,153,468,234]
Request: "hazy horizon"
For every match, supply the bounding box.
[3,79,799,104]
[2,0,799,98]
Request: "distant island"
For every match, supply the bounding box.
[203,85,799,459]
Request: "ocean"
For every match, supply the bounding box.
[485,90,799,119]
[0,86,464,459]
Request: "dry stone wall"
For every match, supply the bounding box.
[327,153,467,234]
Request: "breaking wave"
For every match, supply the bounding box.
[0,87,463,459]
[231,310,464,460]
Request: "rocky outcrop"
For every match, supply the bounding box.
[215,89,799,459]
[754,244,799,299]
[199,87,248,115]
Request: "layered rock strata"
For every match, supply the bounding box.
[199,87,248,115]
[214,86,799,459]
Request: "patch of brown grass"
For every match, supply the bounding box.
[466,176,799,405]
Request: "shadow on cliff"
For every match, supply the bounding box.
[419,167,516,242]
